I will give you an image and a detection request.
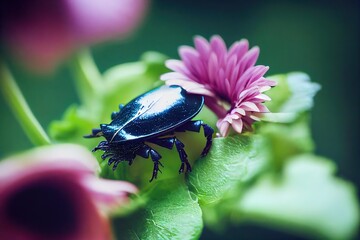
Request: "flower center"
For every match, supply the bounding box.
[5,179,79,237]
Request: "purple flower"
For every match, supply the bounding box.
[0,144,137,240]
[0,0,148,71]
[161,35,276,136]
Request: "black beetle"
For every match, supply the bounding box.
[85,85,214,181]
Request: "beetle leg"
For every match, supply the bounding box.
[176,120,202,132]
[136,144,163,182]
[101,152,114,160]
[108,157,121,170]
[200,123,214,157]
[108,157,116,166]
[174,138,192,174]
[176,120,214,157]
[112,159,122,171]
[92,141,109,152]
[148,137,175,149]
[149,137,191,174]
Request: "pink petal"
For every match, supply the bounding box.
[194,35,211,60]
[160,72,191,81]
[246,66,270,88]
[254,93,271,101]
[250,115,261,121]
[231,108,246,116]
[163,79,215,97]
[256,78,277,89]
[234,65,268,97]
[216,119,231,137]
[67,0,148,43]
[208,52,219,84]
[228,39,249,61]
[237,87,255,101]
[179,46,206,79]
[232,118,244,133]
[240,102,260,112]
[257,104,270,112]
[210,35,227,61]
[179,46,199,65]
[204,97,228,118]
[216,68,226,94]
[224,78,232,97]
[225,54,238,84]
[0,144,98,181]
[82,177,137,208]
[237,46,260,76]
[259,85,272,92]
[165,60,190,76]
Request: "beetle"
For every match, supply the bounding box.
[85,85,214,181]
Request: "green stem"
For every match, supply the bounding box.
[0,62,50,146]
[71,49,103,105]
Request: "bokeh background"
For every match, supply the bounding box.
[1,0,359,239]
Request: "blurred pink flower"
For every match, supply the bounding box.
[0,144,137,240]
[0,0,148,71]
[161,35,276,136]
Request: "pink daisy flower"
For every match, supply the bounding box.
[161,35,276,136]
[0,144,137,240]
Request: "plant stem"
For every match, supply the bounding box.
[72,49,103,105]
[0,62,51,146]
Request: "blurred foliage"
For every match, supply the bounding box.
[237,154,359,240]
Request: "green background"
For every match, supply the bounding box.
[0,0,359,239]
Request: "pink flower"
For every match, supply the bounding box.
[0,144,137,240]
[1,0,148,71]
[161,35,276,136]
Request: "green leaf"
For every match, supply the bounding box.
[264,72,321,123]
[265,74,291,112]
[102,51,168,104]
[112,180,203,240]
[49,105,98,147]
[259,116,314,169]
[236,154,359,240]
[187,135,270,205]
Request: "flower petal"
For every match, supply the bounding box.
[232,118,244,133]
[210,35,227,61]
[0,144,133,240]
[165,59,190,76]
[161,35,275,135]
[160,72,191,81]
[208,52,219,84]
[164,79,215,97]
[216,119,231,137]
[228,39,249,61]
[81,177,137,208]
[237,46,260,76]
[194,35,211,60]
[240,102,260,112]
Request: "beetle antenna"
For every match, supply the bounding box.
[83,128,103,138]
